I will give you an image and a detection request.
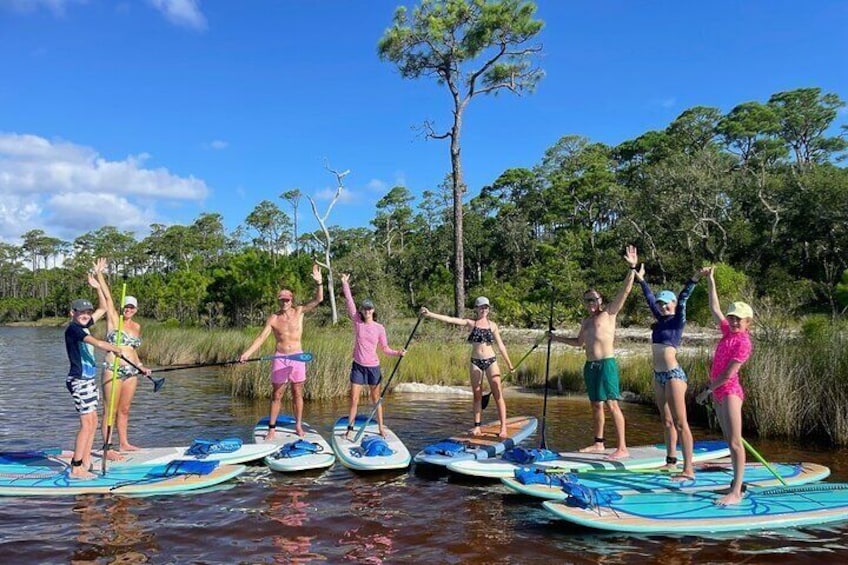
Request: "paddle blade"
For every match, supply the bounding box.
[152,377,165,393]
[481,392,491,410]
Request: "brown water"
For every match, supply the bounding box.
[2,326,848,564]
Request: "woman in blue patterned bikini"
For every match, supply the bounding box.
[627,247,705,479]
[90,258,151,453]
[420,297,514,438]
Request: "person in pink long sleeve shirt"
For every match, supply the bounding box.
[341,273,405,439]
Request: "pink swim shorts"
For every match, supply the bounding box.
[270,353,307,385]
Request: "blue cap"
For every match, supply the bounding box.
[655,290,677,304]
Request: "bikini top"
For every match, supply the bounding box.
[107,329,142,349]
[467,325,495,344]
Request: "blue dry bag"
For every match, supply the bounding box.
[422,440,466,457]
[503,447,558,464]
[184,437,243,459]
[272,439,322,459]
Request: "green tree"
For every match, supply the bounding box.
[379,0,544,315]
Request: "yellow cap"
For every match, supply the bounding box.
[726,301,753,319]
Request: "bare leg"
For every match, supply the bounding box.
[580,401,606,452]
[71,412,97,479]
[470,365,484,436]
[347,383,362,440]
[655,382,678,470]
[371,385,386,437]
[486,366,508,438]
[666,379,694,479]
[606,400,629,459]
[291,382,305,437]
[267,381,286,441]
[716,395,746,505]
[117,376,139,451]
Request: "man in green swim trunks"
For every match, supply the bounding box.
[550,246,638,459]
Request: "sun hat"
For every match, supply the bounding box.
[474,296,490,307]
[655,290,677,304]
[123,296,138,308]
[725,301,754,319]
[71,298,94,312]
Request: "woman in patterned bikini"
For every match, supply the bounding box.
[90,258,151,453]
[420,297,513,438]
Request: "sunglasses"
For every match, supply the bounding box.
[584,297,600,303]
[123,305,137,310]
[278,297,292,302]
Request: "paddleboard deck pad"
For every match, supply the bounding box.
[543,482,848,533]
[253,416,335,472]
[502,460,831,500]
[330,416,411,471]
[446,440,731,479]
[0,452,246,496]
[413,416,537,466]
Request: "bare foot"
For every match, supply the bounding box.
[671,472,695,482]
[579,442,606,453]
[498,428,508,439]
[266,429,276,441]
[295,426,305,438]
[606,448,629,460]
[104,449,124,461]
[120,443,140,452]
[379,427,387,438]
[69,468,96,480]
[471,426,482,437]
[716,492,744,506]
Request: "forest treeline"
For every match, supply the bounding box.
[1,87,847,328]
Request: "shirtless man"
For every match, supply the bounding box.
[240,263,323,439]
[549,246,637,459]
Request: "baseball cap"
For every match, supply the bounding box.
[123,296,138,308]
[71,299,94,312]
[726,301,753,319]
[655,290,677,304]
[360,299,375,310]
[474,296,490,307]
[277,289,294,300]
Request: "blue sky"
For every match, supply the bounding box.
[1,0,846,246]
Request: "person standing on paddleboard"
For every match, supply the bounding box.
[548,251,636,460]
[420,297,514,438]
[240,263,323,439]
[90,258,152,454]
[340,273,406,440]
[628,246,704,479]
[696,267,753,506]
[64,295,124,480]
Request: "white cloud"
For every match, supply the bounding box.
[0,0,86,16]
[0,132,209,243]
[148,0,207,31]
[366,178,387,193]
[658,97,677,109]
[313,187,356,204]
[206,139,228,150]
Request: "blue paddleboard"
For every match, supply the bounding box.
[414,415,537,466]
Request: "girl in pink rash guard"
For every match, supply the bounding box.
[341,273,405,439]
[696,267,753,507]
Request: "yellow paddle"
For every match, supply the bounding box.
[101,282,126,476]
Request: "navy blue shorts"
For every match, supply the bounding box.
[350,361,382,386]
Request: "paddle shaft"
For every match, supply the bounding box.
[102,282,127,475]
[539,284,555,450]
[482,334,546,410]
[116,355,164,392]
[149,353,312,374]
[353,315,423,443]
[742,437,788,486]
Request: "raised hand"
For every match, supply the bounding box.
[624,245,638,268]
[311,262,322,284]
[341,273,350,284]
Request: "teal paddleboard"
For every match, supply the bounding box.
[0,452,246,496]
[543,482,848,533]
[502,460,831,500]
[414,415,537,466]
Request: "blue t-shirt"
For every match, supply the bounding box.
[65,320,97,379]
[640,279,697,348]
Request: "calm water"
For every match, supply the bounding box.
[2,326,848,564]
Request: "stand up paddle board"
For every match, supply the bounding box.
[330,416,411,471]
[502,460,831,500]
[446,440,731,479]
[0,451,246,496]
[543,482,848,533]
[253,416,335,472]
[414,416,537,466]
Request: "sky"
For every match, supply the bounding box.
[1,0,846,247]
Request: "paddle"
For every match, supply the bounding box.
[481,333,547,410]
[116,355,165,392]
[102,282,126,476]
[539,282,555,450]
[148,352,314,373]
[352,314,423,443]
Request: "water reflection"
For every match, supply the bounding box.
[72,496,153,563]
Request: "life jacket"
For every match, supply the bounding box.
[503,446,558,464]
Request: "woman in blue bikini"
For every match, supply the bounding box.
[420,297,514,438]
[627,247,705,479]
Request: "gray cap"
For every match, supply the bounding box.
[360,298,375,310]
[474,296,490,307]
[71,298,94,312]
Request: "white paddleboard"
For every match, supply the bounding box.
[446,440,731,479]
[70,440,279,468]
[330,416,411,471]
[253,416,335,472]
[414,416,537,466]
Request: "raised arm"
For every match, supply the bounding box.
[607,269,637,316]
[340,273,357,320]
[90,257,115,326]
[704,267,724,324]
[300,262,324,313]
[419,307,472,328]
